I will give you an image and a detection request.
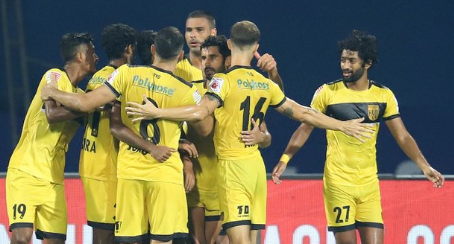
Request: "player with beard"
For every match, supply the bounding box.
[125,22,375,244]
[271,30,444,244]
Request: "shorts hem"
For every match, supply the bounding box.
[87,221,115,230]
[9,222,33,232]
[35,229,66,241]
[115,233,150,243]
[150,232,189,242]
[251,224,265,230]
[223,220,251,230]
[356,221,384,229]
[205,215,221,221]
[328,224,356,233]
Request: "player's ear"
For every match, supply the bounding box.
[125,44,133,55]
[364,59,372,70]
[151,44,156,58]
[75,51,84,63]
[178,50,184,62]
[227,39,232,50]
[224,56,231,69]
[211,28,217,36]
[253,43,259,56]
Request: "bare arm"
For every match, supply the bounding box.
[44,99,85,124]
[189,114,215,137]
[275,97,373,141]
[126,94,220,122]
[272,123,314,184]
[386,117,444,188]
[42,81,116,113]
[110,101,176,162]
[255,52,284,92]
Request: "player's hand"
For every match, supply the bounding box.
[179,139,198,158]
[41,78,59,101]
[241,119,265,146]
[255,52,277,73]
[340,118,374,142]
[423,166,444,188]
[272,161,288,185]
[126,94,158,122]
[183,156,195,192]
[149,145,176,162]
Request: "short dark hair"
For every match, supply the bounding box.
[136,30,157,65]
[338,30,378,67]
[60,32,93,62]
[200,35,230,59]
[230,21,260,48]
[187,10,216,29]
[101,23,136,60]
[155,27,184,60]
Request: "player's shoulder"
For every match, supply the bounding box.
[152,65,193,88]
[43,68,67,84]
[370,80,391,90]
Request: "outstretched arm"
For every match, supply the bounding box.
[386,117,444,188]
[126,94,220,122]
[272,123,314,184]
[275,98,373,142]
[42,80,116,113]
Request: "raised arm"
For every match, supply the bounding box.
[255,52,284,92]
[275,97,373,141]
[386,117,444,188]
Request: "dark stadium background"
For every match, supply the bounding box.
[1,0,453,175]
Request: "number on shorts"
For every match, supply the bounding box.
[139,97,161,144]
[334,205,350,223]
[237,205,250,215]
[12,203,26,220]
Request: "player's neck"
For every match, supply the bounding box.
[153,58,179,73]
[345,76,370,91]
[109,58,128,68]
[189,51,202,70]
[64,63,87,86]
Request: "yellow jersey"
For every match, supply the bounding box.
[105,64,201,184]
[311,79,400,185]
[8,69,82,184]
[206,66,286,160]
[185,80,217,191]
[175,57,203,82]
[79,65,118,182]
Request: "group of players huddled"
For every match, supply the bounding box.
[6,9,444,244]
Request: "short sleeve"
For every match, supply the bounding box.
[310,84,328,113]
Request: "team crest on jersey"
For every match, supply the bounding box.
[45,71,62,84]
[209,77,224,93]
[107,69,120,84]
[368,105,379,121]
